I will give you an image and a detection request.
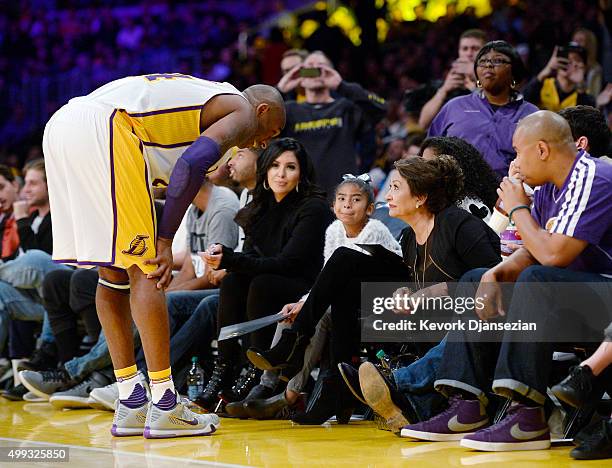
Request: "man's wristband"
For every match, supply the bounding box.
[508,205,530,224]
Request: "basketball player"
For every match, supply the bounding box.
[41,74,285,438]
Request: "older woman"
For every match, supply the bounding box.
[247,156,501,425]
[428,41,538,178]
[196,137,333,411]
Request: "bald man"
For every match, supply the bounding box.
[400,110,612,452]
[39,75,285,439]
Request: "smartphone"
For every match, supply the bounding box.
[557,46,569,59]
[299,67,321,78]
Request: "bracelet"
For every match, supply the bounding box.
[508,205,530,224]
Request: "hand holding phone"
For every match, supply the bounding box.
[299,67,322,78]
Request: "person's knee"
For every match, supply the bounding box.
[517,265,556,283]
[42,268,72,298]
[459,268,489,283]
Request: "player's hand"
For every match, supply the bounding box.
[320,65,342,90]
[145,237,174,289]
[281,301,304,323]
[474,271,505,320]
[277,64,302,93]
[202,244,223,270]
[12,200,30,220]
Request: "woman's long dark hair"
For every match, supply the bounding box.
[419,136,499,209]
[234,137,325,232]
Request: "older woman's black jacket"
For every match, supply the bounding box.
[400,204,501,285]
[220,191,334,283]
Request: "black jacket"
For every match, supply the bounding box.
[282,81,387,195]
[17,210,53,255]
[220,192,334,283]
[400,205,500,285]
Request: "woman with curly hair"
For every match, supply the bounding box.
[419,136,499,222]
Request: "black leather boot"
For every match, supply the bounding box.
[291,370,356,425]
[247,329,309,380]
[193,358,234,412]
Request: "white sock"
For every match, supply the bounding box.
[116,371,146,401]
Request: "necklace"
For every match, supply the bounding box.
[413,217,434,291]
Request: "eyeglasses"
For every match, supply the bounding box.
[476,58,511,68]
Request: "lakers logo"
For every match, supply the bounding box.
[545,217,557,232]
[122,235,149,256]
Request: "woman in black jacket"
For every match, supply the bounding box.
[247,155,501,424]
[196,138,333,411]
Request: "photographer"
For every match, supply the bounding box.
[523,42,596,111]
[279,50,387,195]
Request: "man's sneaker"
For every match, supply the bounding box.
[401,396,489,441]
[144,390,220,439]
[90,375,151,411]
[111,384,149,437]
[23,391,46,402]
[460,403,550,451]
[19,368,76,401]
[50,371,112,409]
[570,418,612,460]
[358,361,417,432]
[90,382,119,411]
[551,365,603,408]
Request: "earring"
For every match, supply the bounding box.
[476,79,482,88]
[511,79,516,89]
[416,202,420,209]
[295,182,299,193]
[263,180,270,190]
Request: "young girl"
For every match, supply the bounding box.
[227,173,401,420]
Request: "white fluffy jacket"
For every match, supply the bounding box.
[300,218,401,302]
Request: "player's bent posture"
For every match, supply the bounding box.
[42,74,285,438]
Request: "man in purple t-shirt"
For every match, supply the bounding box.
[400,111,612,452]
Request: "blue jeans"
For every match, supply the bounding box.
[435,266,612,405]
[392,337,447,421]
[0,250,70,353]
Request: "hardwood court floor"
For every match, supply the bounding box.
[0,399,609,467]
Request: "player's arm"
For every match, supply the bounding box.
[147,96,255,288]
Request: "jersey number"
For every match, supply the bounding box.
[144,73,193,82]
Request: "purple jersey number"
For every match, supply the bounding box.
[144,73,193,82]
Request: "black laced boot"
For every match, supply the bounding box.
[193,358,234,412]
[221,363,263,416]
[246,329,309,380]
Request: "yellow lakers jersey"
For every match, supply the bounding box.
[70,74,245,185]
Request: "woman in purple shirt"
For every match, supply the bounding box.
[428,41,539,179]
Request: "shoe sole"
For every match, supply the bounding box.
[338,364,367,405]
[90,393,116,411]
[143,424,217,439]
[49,396,90,409]
[246,350,280,372]
[359,363,408,432]
[23,393,46,402]
[460,438,551,451]
[400,427,474,441]
[111,424,144,437]
[18,371,52,401]
[88,396,113,411]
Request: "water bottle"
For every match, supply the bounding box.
[187,356,205,401]
[376,350,392,370]
[500,221,523,257]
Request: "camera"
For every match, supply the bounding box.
[299,67,322,78]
